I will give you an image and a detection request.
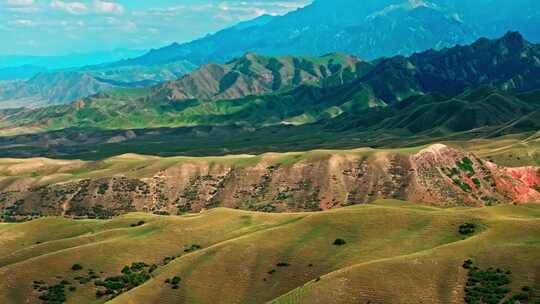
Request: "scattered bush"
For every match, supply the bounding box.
[333,238,347,246]
[171,276,181,285]
[453,179,473,193]
[71,264,83,271]
[459,223,476,235]
[512,292,529,301]
[275,192,290,201]
[38,283,66,304]
[153,211,170,216]
[164,276,182,289]
[457,157,475,175]
[87,271,99,280]
[463,260,513,304]
[463,259,474,269]
[94,262,151,299]
[128,262,148,272]
[130,220,145,227]
[163,256,176,265]
[276,262,290,267]
[522,286,532,293]
[184,244,202,253]
[75,276,91,285]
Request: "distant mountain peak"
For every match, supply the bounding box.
[242,52,259,60]
[469,31,528,50]
[407,0,440,10]
[322,52,362,62]
[499,31,527,48]
[368,0,439,19]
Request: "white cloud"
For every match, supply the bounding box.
[0,0,313,55]
[143,1,309,21]
[50,0,88,14]
[94,0,124,15]
[213,1,310,22]
[7,0,34,6]
[6,6,39,13]
[10,19,36,26]
[6,0,38,12]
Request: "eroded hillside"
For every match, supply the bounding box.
[0,145,538,221]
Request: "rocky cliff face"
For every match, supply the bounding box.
[0,145,538,220]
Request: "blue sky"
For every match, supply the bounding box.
[0,0,311,55]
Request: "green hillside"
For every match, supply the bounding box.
[0,33,539,162]
[0,85,538,161]
[0,202,539,304]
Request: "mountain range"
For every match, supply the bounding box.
[0,32,539,161]
[0,61,196,109]
[2,0,539,109]
[123,0,540,66]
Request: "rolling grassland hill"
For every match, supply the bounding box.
[0,202,539,303]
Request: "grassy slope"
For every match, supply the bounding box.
[0,94,536,161]
[0,201,539,304]
[0,53,371,134]
[446,132,540,167]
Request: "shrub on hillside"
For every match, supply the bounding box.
[130,220,145,227]
[333,238,347,246]
[463,259,474,269]
[457,157,475,175]
[94,262,152,299]
[184,244,202,253]
[153,211,170,216]
[463,260,514,304]
[459,223,476,235]
[38,283,66,303]
[165,276,182,289]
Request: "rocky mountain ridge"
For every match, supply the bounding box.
[1,145,538,220]
[152,52,367,102]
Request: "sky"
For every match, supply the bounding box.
[0,0,312,56]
